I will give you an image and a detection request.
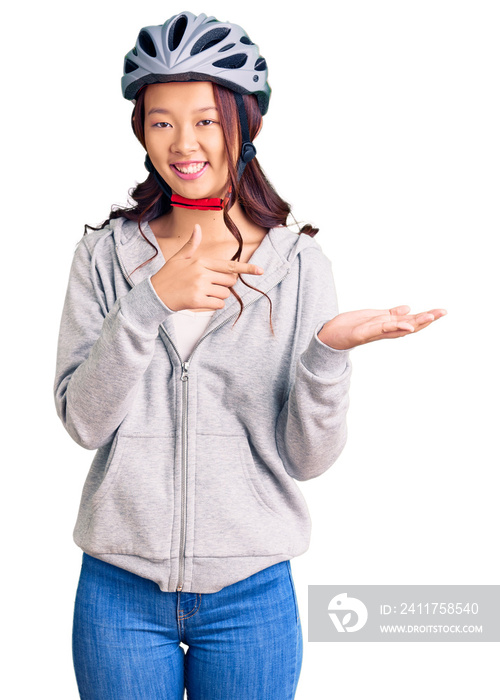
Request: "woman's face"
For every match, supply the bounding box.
[143,81,230,200]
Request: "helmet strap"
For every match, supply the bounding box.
[233,92,257,179]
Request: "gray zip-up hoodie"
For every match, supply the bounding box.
[53,217,352,593]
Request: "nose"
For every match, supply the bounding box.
[171,124,199,156]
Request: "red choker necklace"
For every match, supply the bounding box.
[171,194,223,211]
[170,187,232,212]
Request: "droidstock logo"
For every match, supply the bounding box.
[327,592,368,633]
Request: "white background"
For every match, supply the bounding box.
[3,0,499,697]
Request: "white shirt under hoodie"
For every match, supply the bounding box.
[173,309,217,362]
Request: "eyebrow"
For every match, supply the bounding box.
[147,106,219,116]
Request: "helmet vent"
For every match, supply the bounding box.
[213,54,248,69]
[138,30,157,57]
[168,15,188,51]
[218,43,236,53]
[240,36,254,45]
[190,28,231,55]
[124,58,139,74]
[254,57,267,72]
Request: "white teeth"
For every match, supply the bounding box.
[174,162,206,174]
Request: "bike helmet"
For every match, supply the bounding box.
[121,11,271,209]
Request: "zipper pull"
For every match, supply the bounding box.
[181,361,190,382]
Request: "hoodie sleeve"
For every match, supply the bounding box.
[275,245,352,481]
[53,235,175,451]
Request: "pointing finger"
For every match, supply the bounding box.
[208,259,264,276]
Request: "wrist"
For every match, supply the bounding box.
[318,320,352,351]
[149,274,177,312]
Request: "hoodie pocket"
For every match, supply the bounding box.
[81,434,176,560]
[237,438,283,518]
[194,433,284,558]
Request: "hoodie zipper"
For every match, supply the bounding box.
[115,242,290,592]
[178,359,190,591]
[168,270,290,592]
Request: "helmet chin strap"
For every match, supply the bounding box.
[233,92,257,179]
[144,92,256,212]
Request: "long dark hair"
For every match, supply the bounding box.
[85,82,318,332]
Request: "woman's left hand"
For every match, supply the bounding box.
[318,305,448,351]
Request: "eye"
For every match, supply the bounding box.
[152,121,172,129]
[198,119,217,126]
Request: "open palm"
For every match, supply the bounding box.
[318,305,447,351]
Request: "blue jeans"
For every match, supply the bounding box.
[72,553,303,699]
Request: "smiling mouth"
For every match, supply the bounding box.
[172,162,207,174]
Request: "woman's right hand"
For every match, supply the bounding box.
[150,224,265,312]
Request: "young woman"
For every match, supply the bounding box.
[53,11,446,700]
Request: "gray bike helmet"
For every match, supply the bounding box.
[121,11,271,202]
[122,11,270,115]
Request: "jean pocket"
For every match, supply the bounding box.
[81,434,176,560]
[194,434,284,558]
[286,560,300,625]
